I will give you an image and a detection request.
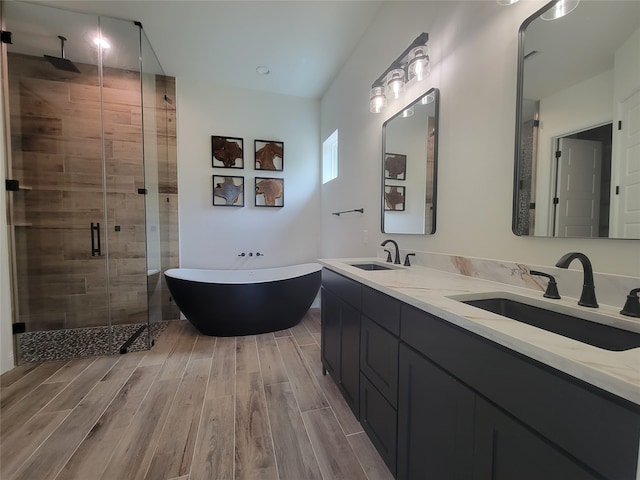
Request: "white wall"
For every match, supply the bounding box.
[320,0,640,277]
[177,77,321,270]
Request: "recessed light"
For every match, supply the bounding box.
[93,37,110,49]
[256,65,270,75]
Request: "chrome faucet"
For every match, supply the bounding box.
[555,252,598,308]
[380,239,401,264]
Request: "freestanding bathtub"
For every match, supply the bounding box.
[164,263,322,336]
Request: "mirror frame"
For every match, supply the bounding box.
[512,1,551,237]
[512,0,639,240]
[381,87,440,235]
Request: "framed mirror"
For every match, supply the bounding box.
[382,88,439,234]
[513,1,640,239]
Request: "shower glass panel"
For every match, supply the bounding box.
[99,17,151,351]
[139,28,167,332]
[4,2,112,361]
[2,3,171,362]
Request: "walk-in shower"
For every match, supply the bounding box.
[2,2,180,363]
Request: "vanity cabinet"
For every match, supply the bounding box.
[401,304,640,480]
[321,269,362,416]
[321,268,640,480]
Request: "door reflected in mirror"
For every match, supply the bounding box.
[382,88,439,234]
[513,1,640,239]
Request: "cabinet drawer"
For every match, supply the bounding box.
[362,286,400,335]
[360,315,399,406]
[322,268,361,310]
[401,304,640,480]
[360,373,397,475]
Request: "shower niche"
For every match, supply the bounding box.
[3,2,180,363]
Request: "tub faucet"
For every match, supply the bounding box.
[381,239,401,264]
[555,252,598,308]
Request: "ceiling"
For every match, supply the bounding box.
[523,0,640,100]
[14,0,383,99]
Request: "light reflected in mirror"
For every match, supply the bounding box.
[382,88,439,234]
[513,1,640,239]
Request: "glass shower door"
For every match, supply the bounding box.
[99,17,151,352]
[139,26,169,332]
[4,3,112,362]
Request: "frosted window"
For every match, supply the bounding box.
[322,129,338,184]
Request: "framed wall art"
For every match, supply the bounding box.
[212,135,244,168]
[255,140,284,171]
[213,175,244,206]
[384,153,407,180]
[384,185,406,211]
[255,177,284,207]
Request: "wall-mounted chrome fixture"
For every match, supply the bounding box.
[369,32,429,114]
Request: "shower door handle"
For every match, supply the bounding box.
[91,222,101,256]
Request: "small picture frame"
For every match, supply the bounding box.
[255,177,284,207]
[212,135,244,169]
[255,140,284,171]
[384,153,407,180]
[384,185,406,211]
[213,175,244,206]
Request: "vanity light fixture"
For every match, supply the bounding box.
[369,86,387,114]
[386,68,405,100]
[369,32,429,114]
[541,0,579,20]
[407,45,429,82]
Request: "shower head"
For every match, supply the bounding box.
[44,35,80,73]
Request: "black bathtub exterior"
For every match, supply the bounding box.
[164,269,321,336]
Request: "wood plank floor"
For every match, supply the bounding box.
[0,309,393,480]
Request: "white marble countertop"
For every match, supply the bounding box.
[318,258,640,406]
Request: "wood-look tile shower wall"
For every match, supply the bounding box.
[8,52,179,331]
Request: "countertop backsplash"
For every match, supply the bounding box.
[378,249,639,310]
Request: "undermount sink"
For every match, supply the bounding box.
[350,262,396,271]
[456,295,640,352]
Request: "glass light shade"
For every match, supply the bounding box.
[407,46,429,82]
[421,92,436,105]
[401,107,414,118]
[386,68,405,100]
[369,86,387,113]
[496,0,519,5]
[541,0,579,20]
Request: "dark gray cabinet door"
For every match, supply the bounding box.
[340,300,360,416]
[360,315,399,406]
[397,344,475,480]
[321,286,360,417]
[473,397,601,480]
[321,288,340,378]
